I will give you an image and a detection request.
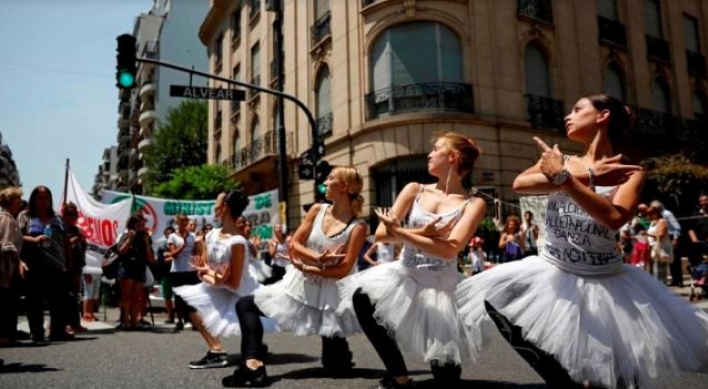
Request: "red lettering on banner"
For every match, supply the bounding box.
[77,213,118,247]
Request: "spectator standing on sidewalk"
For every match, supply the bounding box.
[688,194,708,267]
[168,214,200,331]
[0,187,26,347]
[19,186,73,342]
[62,202,87,332]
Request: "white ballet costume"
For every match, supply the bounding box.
[456,187,708,388]
[254,204,363,338]
[174,229,278,337]
[247,242,272,283]
[338,190,469,364]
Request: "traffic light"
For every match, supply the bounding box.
[116,34,137,89]
[314,160,332,203]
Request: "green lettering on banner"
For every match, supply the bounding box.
[254,224,273,240]
[254,194,272,210]
[163,201,214,216]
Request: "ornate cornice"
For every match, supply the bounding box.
[199,0,231,45]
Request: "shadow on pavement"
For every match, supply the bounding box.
[263,353,320,366]
[273,367,430,381]
[413,379,547,389]
[0,362,62,374]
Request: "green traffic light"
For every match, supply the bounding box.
[118,71,135,88]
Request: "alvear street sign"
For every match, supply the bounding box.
[170,85,246,101]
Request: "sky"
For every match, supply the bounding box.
[0,0,151,201]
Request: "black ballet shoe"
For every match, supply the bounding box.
[222,363,269,387]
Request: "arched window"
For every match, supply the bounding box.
[693,90,707,121]
[604,64,626,101]
[370,22,463,92]
[525,43,550,97]
[651,77,671,113]
[315,66,332,138]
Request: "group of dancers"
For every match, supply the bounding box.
[169,94,708,389]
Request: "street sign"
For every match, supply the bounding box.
[170,85,246,101]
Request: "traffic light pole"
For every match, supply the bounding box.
[135,57,319,219]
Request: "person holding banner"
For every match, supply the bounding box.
[337,132,486,389]
[223,166,367,387]
[169,213,200,331]
[456,94,708,388]
[175,191,277,370]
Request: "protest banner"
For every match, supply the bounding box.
[62,168,133,274]
[101,189,280,240]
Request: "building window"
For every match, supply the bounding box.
[604,63,626,101]
[644,0,662,38]
[683,14,706,77]
[366,22,471,119]
[312,0,331,46]
[215,143,222,164]
[232,8,242,47]
[597,0,626,47]
[693,90,707,121]
[315,66,332,138]
[597,0,618,21]
[525,43,550,97]
[251,42,261,88]
[651,77,671,114]
[232,64,241,115]
[214,34,224,71]
[517,0,554,24]
[524,42,563,131]
[215,107,223,131]
[250,116,260,144]
[250,0,261,22]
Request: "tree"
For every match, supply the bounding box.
[641,154,708,217]
[0,131,21,188]
[143,100,208,187]
[151,164,240,200]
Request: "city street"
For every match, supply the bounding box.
[1,288,707,389]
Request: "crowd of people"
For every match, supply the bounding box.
[2,93,708,388]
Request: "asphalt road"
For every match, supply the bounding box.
[1,306,707,389]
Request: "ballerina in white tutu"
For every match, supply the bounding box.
[222,166,368,388]
[337,131,486,389]
[174,191,277,370]
[456,94,708,388]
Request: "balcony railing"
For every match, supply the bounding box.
[316,112,333,139]
[229,130,293,171]
[365,82,474,120]
[517,0,553,24]
[525,94,565,132]
[597,16,627,47]
[646,35,671,63]
[311,11,331,47]
[686,50,707,77]
[361,0,377,7]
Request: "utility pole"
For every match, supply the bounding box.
[273,0,289,227]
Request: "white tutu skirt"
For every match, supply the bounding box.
[254,265,360,338]
[249,260,272,283]
[456,256,708,388]
[174,283,279,338]
[337,261,467,364]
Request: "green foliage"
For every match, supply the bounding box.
[641,154,708,216]
[143,100,208,187]
[151,164,240,201]
[475,217,501,256]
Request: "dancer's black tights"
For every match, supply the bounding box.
[236,295,266,360]
[352,288,408,377]
[484,300,604,389]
